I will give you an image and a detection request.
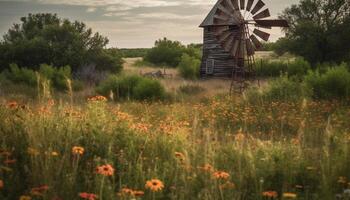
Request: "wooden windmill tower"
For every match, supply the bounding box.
[199,0,289,93]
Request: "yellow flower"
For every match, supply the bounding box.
[51,152,59,156]
[145,179,164,192]
[213,171,230,180]
[72,146,84,155]
[19,195,32,200]
[283,192,297,198]
[88,95,107,102]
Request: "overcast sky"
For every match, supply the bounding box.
[0,0,300,48]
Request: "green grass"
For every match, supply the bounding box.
[0,93,349,200]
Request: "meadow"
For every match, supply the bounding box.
[0,71,350,200]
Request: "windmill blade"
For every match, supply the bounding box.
[240,0,245,10]
[255,24,271,29]
[217,4,234,17]
[246,0,254,11]
[255,19,289,27]
[253,28,270,41]
[230,0,240,10]
[250,0,265,15]
[218,31,232,43]
[231,39,240,57]
[246,39,255,56]
[224,0,236,13]
[213,26,229,35]
[253,8,270,20]
[250,34,262,49]
[223,36,234,52]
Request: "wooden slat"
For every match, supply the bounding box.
[250,34,262,49]
[253,28,270,41]
[230,0,240,10]
[240,0,245,10]
[250,0,265,15]
[246,0,254,11]
[255,19,289,27]
[253,8,270,20]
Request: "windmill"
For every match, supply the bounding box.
[199,0,289,93]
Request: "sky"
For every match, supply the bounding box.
[0,0,300,48]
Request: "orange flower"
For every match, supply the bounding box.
[4,159,16,164]
[145,179,164,192]
[79,192,97,200]
[30,185,49,196]
[7,101,18,109]
[213,171,230,180]
[72,146,84,155]
[88,96,107,102]
[262,191,278,198]
[198,164,214,172]
[133,190,145,197]
[96,164,115,176]
[0,180,4,189]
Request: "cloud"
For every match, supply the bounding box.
[86,7,96,12]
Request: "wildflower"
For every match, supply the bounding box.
[88,96,107,102]
[133,190,145,197]
[0,180,3,189]
[219,181,235,190]
[338,177,347,184]
[96,164,115,176]
[174,152,185,162]
[7,101,18,109]
[198,164,214,172]
[145,179,164,192]
[213,171,230,180]
[262,191,278,198]
[79,192,97,200]
[51,151,59,156]
[30,185,49,196]
[27,148,40,156]
[19,196,32,200]
[283,192,297,198]
[72,146,85,156]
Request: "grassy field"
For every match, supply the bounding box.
[0,54,350,200]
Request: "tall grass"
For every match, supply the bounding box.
[0,94,349,200]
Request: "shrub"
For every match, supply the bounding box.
[305,64,350,99]
[255,58,310,78]
[262,75,310,101]
[145,38,185,67]
[5,64,37,86]
[39,64,72,91]
[96,75,165,101]
[178,54,200,80]
[133,79,165,101]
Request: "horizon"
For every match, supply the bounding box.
[0,0,300,48]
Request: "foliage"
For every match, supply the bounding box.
[305,64,350,99]
[0,13,122,73]
[177,53,201,80]
[255,58,311,78]
[144,38,202,68]
[119,48,150,58]
[279,0,350,64]
[178,84,205,95]
[261,75,311,101]
[2,63,80,91]
[96,74,165,101]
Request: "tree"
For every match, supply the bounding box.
[0,13,123,73]
[279,0,350,64]
[144,38,185,67]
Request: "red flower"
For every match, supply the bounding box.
[79,192,98,200]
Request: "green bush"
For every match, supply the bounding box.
[262,75,310,101]
[133,78,165,101]
[255,58,310,78]
[39,64,72,91]
[96,74,165,101]
[178,54,200,80]
[5,64,37,86]
[305,64,350,99]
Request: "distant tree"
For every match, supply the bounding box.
[0,13,123,72]
[279,0,350,64]
[144,38,185,67]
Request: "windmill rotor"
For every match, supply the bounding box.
[213,0,288,57]
[211,0,289,92]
